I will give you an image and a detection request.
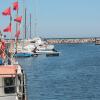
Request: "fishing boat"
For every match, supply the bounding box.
[0,1,28,99]
[0,64,27,100]
[0,39,27,100]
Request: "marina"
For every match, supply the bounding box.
[0,0,100,100]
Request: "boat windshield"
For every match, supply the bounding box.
[4,77,15,94]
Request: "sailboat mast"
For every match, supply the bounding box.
[25,8,27,39]
[30,13,31,39]
[34,0,37,36]
[23,0,25,40]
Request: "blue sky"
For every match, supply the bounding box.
[0,0,100,38]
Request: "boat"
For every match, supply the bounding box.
[8,41,34,57]
[95,37,100,45]
[0,39,27,100]
[34,48,60,56]
[0,64,27,100]
[46,51,60,57]
[23,37,55,51]
[14,51,33,57]
[46,49,60,57]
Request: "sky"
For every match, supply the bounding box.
[0,0,100,38]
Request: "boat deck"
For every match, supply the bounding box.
[0,94,17,100]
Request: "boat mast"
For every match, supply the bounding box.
[34,0,37,37]
[23,0,25,40]
[30,13,32,39]
[25,8,27,39]
[23,0,27,39]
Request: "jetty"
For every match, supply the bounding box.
[47,38,95,44]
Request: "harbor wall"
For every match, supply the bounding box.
[47,38,96,44]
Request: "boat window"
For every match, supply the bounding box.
[30,41,35,43]
[4,77,15,94]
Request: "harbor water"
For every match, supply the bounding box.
[17,43,100,100]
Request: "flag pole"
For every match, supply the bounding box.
[16,0,18,34]
[16,0,18,53]
[10,7,12,40]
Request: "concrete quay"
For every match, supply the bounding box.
[47,38,95,44]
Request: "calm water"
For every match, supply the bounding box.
[17,43,100,100]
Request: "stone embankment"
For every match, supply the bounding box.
[47,38,95,44]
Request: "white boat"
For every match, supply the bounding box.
[36,50,60,53]
[10,38,55,56]
[9,43,33,57]
[24,37,54,51]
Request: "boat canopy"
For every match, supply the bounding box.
[0,66,17,78]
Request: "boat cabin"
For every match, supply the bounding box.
[0,65,26,100]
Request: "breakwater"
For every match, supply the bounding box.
[47,38,96,44]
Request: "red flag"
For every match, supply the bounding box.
[15,30,20,38]
[2,7,11,16]
[3,23,12,32]
[13,2,18,10]
[14,16,22,23]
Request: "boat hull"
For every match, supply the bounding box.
[46,52,60,57]
[14,52,33,57]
